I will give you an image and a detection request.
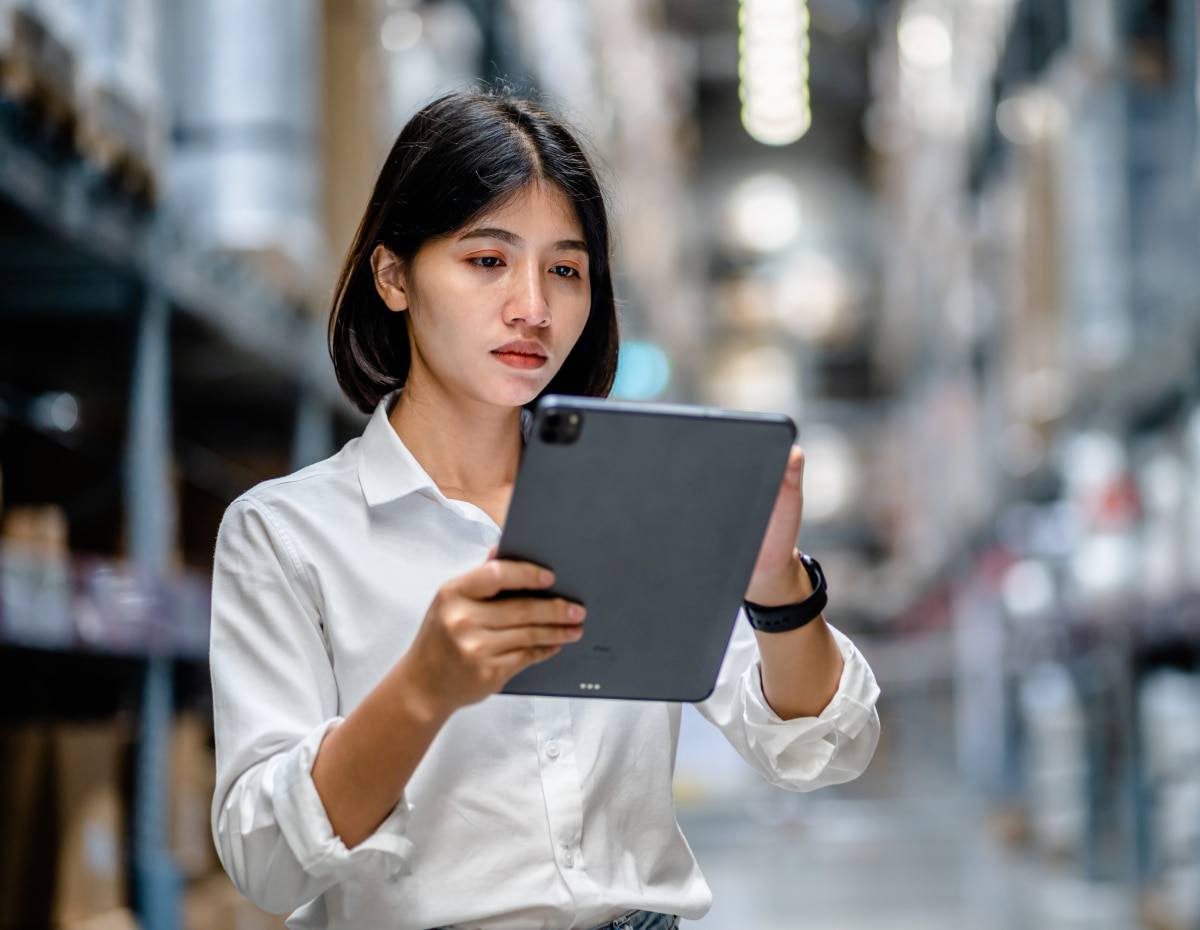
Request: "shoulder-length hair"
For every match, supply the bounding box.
[327,86,621,415]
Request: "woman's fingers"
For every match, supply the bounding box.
[443,555,586,676]
[487,620,585,656]
[481,596,585,630]
[456,557,554,601]
[494,643,563,677]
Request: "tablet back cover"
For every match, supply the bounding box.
[497,395,795,702]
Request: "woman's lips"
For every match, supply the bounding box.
[491,350,547,369]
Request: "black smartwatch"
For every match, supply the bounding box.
[743,551,828,633]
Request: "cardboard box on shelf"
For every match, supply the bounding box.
[0,504,73,646]
[49,719,132,926]
[215,246,325,315]
[162,1,326,314]
[1,503,69,556]
[73,0,164,205]
[0,718,133,929]
[74,81,162,204]
[0,2,80,135]
[73,555,164,654]
[321,0,389,314]
[184,872,289,930]
[0,722,55,930]
[170,712,220,880]
[59,907,141,930]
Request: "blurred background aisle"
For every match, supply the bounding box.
[0,1,1197,929]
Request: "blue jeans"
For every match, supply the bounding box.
[604,911,679,930]
[430,911,680,930]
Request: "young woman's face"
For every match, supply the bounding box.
[378,181,592,411]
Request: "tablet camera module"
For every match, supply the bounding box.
[539,409,583,445]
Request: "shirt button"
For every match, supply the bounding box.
[563,850,574,868]
[545,741,559,759]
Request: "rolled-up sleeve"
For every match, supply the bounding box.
[209,495,414,915]
[694,607,882,792]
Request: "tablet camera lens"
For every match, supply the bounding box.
[539,409,582,445]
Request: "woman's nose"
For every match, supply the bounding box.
[506,259,550,325]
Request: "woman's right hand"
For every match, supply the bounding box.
[400,554,587,716]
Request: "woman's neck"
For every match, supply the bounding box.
[387,386,523,496]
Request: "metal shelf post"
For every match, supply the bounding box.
[126,285,181,930]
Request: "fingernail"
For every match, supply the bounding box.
[540,569,554,584]
[569,603,585,620]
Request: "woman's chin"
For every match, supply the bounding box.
[484,380,545,409]
[488,365,553,400]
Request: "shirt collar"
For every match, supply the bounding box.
[357,388,534,509]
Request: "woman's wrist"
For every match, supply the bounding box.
[391,652,460,726]
[312,655,454,849]
[744,547,813,607]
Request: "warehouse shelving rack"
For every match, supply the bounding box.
[0,96,364,929]
[956,1,1200,921]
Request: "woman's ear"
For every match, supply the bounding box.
[370,244,409,312]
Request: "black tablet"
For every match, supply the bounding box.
[494,394,796,702]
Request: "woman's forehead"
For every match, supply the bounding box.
[472,182,583,236]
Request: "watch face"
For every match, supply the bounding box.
[799,553,825,591]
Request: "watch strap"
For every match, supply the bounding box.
[743,551,828,633]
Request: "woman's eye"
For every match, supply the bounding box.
[470,256,580,278]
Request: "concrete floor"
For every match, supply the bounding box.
[678,794,1140,930]
[673,687,1144,930]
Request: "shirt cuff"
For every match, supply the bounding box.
[742,623,882,782]
[272,717,415,883]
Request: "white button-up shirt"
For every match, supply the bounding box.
[209,388,882,930]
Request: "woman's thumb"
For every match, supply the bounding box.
[486,544,498,560]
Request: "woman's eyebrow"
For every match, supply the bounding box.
[458,227,587,253]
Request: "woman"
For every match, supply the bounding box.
[208,87,882,930]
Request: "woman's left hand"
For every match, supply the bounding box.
[744,444,810,606]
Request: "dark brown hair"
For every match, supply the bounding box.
[327,86,620,415]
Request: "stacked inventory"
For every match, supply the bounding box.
[0,1,362,927]
[868,0,1200,926]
